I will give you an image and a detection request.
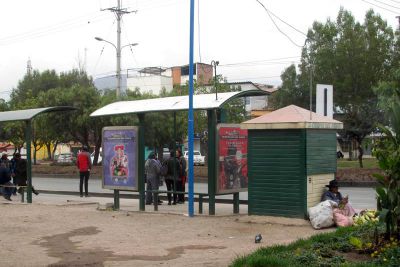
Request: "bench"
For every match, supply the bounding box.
[0,185,27,202]
[145,190,239,214]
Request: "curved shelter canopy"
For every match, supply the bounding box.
[0,106,76,122]
[90,90,268,117]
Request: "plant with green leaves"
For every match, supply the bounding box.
[373,92,400,240]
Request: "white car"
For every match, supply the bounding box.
[91,151,102,164]
[184,150,205,166]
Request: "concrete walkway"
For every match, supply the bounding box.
[28,176,377,214]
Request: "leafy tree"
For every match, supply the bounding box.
[373,92,400,239]
[269,64,308,109]
[274,9,395,167]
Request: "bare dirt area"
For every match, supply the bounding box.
[0,201,328,267]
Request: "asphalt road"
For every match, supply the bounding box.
[32,176,377,210]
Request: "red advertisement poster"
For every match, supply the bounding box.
[217,124,248,194]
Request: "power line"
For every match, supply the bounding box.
[370,0,400,10]
[255,0,305,48]
[219,56,300,67]
[361,0,400,14]
[0,13,109,46]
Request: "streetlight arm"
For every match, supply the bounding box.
[94,37,117,50]
[121,43,138,50]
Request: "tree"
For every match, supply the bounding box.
[276,9,395,167]
[269,64,309,109]
[373,92,400,239]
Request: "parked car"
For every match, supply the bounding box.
[91,151,102,164]
[162,148,170,161]
[183,150,205,166]
[56,153,76,164]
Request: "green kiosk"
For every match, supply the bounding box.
[241,105,343,218]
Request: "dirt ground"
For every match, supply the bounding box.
[0,200,330,267]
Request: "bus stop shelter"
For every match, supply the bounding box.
[0,106,75,203]
[90,90,268,215]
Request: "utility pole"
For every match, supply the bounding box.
[102,0,137,99]
[211,60,219,100]
[26,58,32,75]
[397,16,400,31]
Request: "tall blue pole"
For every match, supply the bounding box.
[188,0,195,217]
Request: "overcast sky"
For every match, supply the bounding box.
[0,0,399,100]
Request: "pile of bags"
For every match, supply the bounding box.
[308,201,378,229]
[308,200,354,229]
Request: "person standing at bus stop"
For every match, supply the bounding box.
[77,146,92,197]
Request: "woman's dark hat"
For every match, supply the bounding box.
[326,180,339,188]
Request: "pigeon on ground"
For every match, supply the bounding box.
[255,234,262,243]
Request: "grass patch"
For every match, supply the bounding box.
[337,158,379,169]
[231,224,393,267]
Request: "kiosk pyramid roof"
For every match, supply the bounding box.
[241,105,343,129]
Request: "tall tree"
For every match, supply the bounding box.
[277,9,395,167]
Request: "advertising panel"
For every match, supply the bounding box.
[216,124,248,194]
[102,126,138,190]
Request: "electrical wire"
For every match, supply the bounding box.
[228,75,281,81]
[91,19,117,78]
[387,0,400,4]
[370,0,400,10]
[219,56,300,67]
[0,13,110,46]
[361,0,400,14]
[255,0,305,48]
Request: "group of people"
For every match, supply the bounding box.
[145,149,187,206]
[0,152,39,201]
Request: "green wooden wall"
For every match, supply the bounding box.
[248,129,307,218]
[306,130,337,175]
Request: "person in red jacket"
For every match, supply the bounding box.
[76,146,92,197]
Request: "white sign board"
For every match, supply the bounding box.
[316,84,333,118]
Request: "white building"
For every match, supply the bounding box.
[126,67,173,95]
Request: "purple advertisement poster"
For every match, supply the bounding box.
[102,126,138,190]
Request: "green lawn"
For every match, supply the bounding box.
[337,158,379,169]
[231,223,396,267]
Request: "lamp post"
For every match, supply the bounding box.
[211,60,219,100]
[95,37,138,99]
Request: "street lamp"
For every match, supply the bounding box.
[211,60,219,100]
[95,36,138,99]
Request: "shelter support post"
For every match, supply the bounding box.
[217,108,227,124]
[173,112,177,194]
[25,120,32,203]
[233,193,239,214]
[207,109,216,215]
[138,113,146,211]
[113,190,120,210]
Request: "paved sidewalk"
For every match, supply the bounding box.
[7,176,376,218]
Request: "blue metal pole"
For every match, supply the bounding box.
[188,0,195,217]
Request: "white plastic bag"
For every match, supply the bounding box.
[308,200,337,229]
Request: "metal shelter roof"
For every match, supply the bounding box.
[90,90,268,117]
[0,106,76,122]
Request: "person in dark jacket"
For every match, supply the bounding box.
[165,151,180,205]
[144,152,161,205]
[77,146,92,197]
[0,162,13,200]
[321,180,356,216]
[177,149,187,204]
[14,153,39,195]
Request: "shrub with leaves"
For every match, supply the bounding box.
[373,93,400,239]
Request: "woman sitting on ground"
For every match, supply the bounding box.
[321,179,356,217]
